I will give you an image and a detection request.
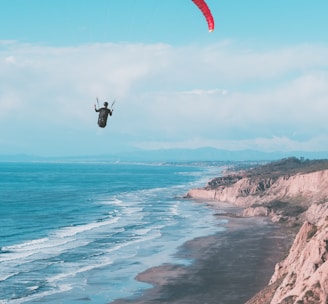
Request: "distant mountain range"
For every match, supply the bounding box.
[1,148,328,162]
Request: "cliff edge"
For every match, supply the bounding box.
[186,157,328,304]
[187,157,328,225]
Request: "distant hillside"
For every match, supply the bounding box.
[1,149,328,162]
[105,149,328,162]
[244,157,328,178]
[203,157,328,189]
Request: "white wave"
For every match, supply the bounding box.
[54,217,119,238]
[46,258,113,283]
[0,161,229,304]
[0,271,20,282]
[121,206,144,215]
[134,228,152,235]
[0,235,90,263]
[169,202,180,216]
[2,237,49,252]
[0,217,120,264]
[1,226,159,301]
[27,285,39,292]
[106,229,162,254]
[99,197,123,206]
[0,238,89,263]
[0,216,123,301]
[3,283,72,304]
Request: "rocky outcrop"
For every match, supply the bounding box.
[187,169,328,210]
[246,203,328,304]
[187,169,328,228]
[186,159,328,304]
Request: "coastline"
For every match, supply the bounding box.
[111,205,294,304]
[185,158,328,303]
[112,158,328,303]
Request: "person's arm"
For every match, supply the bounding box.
[94,104,99,112]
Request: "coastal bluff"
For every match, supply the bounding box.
[186,157,328,304]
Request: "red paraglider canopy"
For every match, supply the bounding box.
[192,0,215,32]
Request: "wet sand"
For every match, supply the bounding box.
[111,211,293,304]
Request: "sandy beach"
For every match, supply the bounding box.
[110,158,328,304]
[111,208,294,304]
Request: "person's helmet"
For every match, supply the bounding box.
[104,102,108,107]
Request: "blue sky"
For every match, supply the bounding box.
[1,0,328,157]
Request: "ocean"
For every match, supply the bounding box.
[0,161,227,303]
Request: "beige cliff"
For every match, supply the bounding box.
[187,169,328,208]
[186,158,328,304]
[246,203,328,304]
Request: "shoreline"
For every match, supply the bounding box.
[111,206,294,304]
[182,158,328,303]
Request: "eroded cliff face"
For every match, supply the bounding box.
[246,203,328,304]
[186,163,328,304]
[187,169,328,208]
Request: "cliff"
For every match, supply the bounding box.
[246,203,328,304]
[188,169,328,206]
[186,158,328,225]
[186,158,328,304]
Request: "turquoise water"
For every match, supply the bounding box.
[0,161,226,303]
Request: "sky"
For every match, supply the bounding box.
[1,0,328,157]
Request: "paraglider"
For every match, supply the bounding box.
[94,98,115,128]
[192,0,215,32]
[92,2,213,130]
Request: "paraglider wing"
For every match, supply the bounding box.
[192,0,215,32]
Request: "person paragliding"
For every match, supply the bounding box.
[94,98,114,128]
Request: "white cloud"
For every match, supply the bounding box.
[1,40,328,155]
[5,55,16,64]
